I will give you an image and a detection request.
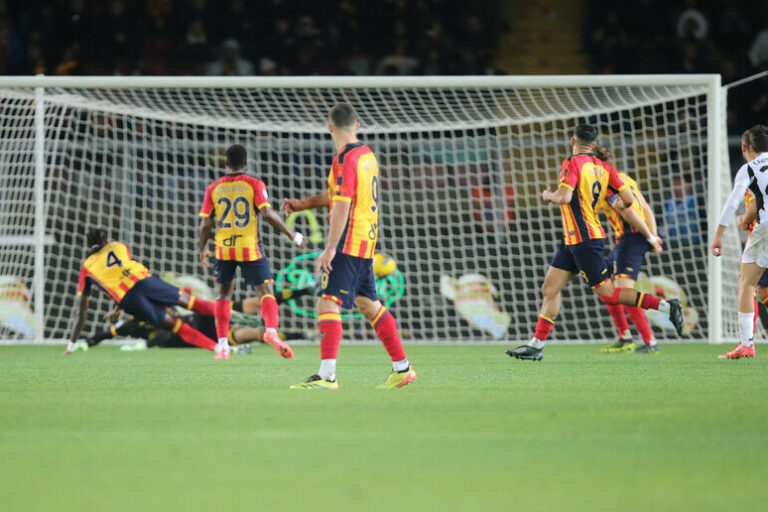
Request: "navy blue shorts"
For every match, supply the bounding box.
[550,238,611,288]
[606,233,652,281]
[318,253,378,309]
[759,269,768,288]
[119,276,180,327]
[213,258,273,286]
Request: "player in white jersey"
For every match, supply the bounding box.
[711,125,768,359]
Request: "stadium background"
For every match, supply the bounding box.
[2,0,766,341]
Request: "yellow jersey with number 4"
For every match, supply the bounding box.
[328,141,379,259]
[77,242,151,302]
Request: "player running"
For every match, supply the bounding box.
[66,228,220,355]
[711,124,768,359]
[737,190,768,332]
[199,144,307,360]
[282,102,416,390]
[594,145,664,354]
[506,124,683,361]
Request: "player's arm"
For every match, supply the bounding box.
[316,200,351,274]
[637,190,658,236]
[65,293,90,354]
[617,206,662,252]
[712,166,751,256]
[199,215,214,271]
[261,205,308,249]
[281,193,330,215]
[541,185,573,204]
[739,198,757,231]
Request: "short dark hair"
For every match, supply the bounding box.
[226,144,247,170]
[329,103,358,129]
[594,145,612,161]
[574,124,598,144]
[86,228,108,250]
[743,125,768,153]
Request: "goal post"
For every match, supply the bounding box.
[0,74,732,345]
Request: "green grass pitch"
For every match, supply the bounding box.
[1,344,767,512]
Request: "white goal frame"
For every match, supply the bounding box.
[0,74,726,344]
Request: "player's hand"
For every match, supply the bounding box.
[651,238,663,253]
[200,247,212,271]
[710,236,723,257]
[104,308,122,323]
[737,214,749,231]
[316,246,336,275]
[541,187,554,202]
[298,237,308,250]
[281,198,307,215]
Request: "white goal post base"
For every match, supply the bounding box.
[0,75,733,345]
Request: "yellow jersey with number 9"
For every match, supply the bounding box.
[558,153,627,245]
[77,241,151,303]
[328,141,379,259]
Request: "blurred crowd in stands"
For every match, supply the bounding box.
[1,0,505,77]
[586,0,768,133]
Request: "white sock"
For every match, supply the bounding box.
[657,300,670,314]
[738,311,755,346]
[648,339,658,346]
[620,330,632,340]
[319,359,337,381]
[393,359,410,372]
[215,337,229,353]
[266,327,277,335]
[528,337,545,349]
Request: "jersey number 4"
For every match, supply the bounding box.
[106,250,123,268]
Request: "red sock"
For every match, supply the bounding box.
[626,306,653,343]
[534,315,555,341]
[638,292,661,310]
[174,319,216,351]
[318,312,342,360]
[606,304,629,336]
[370,306,406,361]
[214,299,231,340]
[188,295,215,316]
[260,294,279,330]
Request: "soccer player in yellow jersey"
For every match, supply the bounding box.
[594,145,663,354]
[507,124,683,361]
[282,103,416,389]
[66,228,220,355]
[199,144,307,360]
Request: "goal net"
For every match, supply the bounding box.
[0,76,734,345]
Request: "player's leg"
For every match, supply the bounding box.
[616,276,657,353]
[160,314,217,352]
[177,287,216,317]
[507,263,574,361]
[233,286,314,314]
[356,292,416,389]
[211,259,237,358]
[754,269,768,330]
[721,261,764,359]
[600,245,633,353]
[247,258,292,358]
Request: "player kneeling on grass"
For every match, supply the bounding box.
[282,103,416,389]
[594,145,663,354]
[65,228,221,355]
[711,124,768,359]
[506,124,683,362]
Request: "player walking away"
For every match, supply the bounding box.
[65,228,220,355]
[282,102,416,390]
[506,124,684,361]
[199,144,307,360]
[711,124,768,359]
[594,145,664,354]
[737,191,768,332]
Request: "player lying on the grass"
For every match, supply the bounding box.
[282,102,416,389]
[737,190,768,333]
[74,286,314,354]
[711,124,768,359]
[594,145,664,354]
[506,124,683,362]
[199,144,307,360]
[66,228,221,355]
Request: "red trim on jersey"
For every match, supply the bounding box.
[128,274,140,283]
[243,247,250,260]
[358,240,368,258]
[119,282,130,293]
[216,247,223,260]
[229,247,236,260]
